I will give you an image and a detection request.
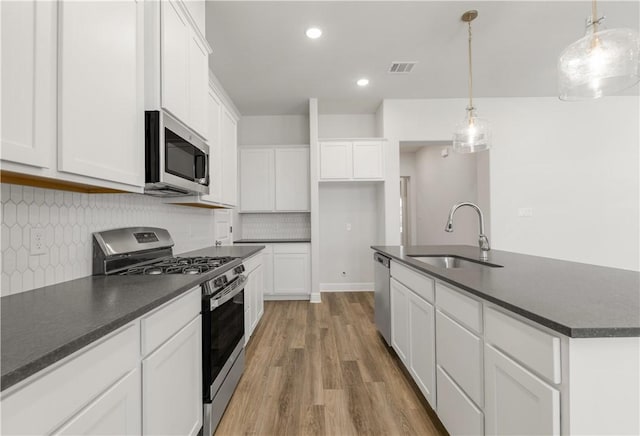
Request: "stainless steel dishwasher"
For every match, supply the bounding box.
[374,252,391,346]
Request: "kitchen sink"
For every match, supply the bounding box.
[409,255,503,269]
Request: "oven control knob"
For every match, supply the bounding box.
[234,265,245,274]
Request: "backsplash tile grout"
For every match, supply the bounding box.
[1,184,220,296]
[240,213,310,240]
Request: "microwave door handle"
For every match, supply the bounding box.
[210,276,247,310]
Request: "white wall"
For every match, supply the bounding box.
[319,183,381,289]
[399,152,418,245]
[318,114,378,138]
[413,146,479,246]
[238,115,309,145]
[383,97,640,271]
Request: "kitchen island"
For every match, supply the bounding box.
[372,245,639,436]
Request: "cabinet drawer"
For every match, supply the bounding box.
[436,282,482,333]
[141,286,200,356]
[485,307,561,384]
[390,261,434,303]
[2,323,139,436]
[485,344,560,436]
[273,243,310,254]
[437,366,484,436]
[243,251,262,274]
[436,309,483,407]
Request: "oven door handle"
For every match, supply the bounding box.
[210,275,247,310]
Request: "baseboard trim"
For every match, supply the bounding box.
[263,294,310,301]
[320,283,374,292]
[310,292,322,303]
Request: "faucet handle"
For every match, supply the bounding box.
[479,234,490,251]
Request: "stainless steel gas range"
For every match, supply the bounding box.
[93,227,246,436]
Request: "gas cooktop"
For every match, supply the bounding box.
[119,256,236,276]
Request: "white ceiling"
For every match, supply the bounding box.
[205,1,640,115]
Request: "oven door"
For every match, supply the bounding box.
[202,276,246,402]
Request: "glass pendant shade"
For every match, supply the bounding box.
[559,27,640,100]
[452,108,491,153]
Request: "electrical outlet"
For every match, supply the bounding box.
[517,207,533,217]
[30,228,46,255]
[346,223,352,231]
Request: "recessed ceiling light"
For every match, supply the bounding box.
[356,78,370,87]
[305,27,322,39]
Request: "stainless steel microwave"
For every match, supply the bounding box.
[145,111,209,197]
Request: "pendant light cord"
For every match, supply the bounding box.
[592,0,599,33]
[467,20,474,110]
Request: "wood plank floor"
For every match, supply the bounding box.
[214,292,446,436]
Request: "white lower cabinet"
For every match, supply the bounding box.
[484,344,560,436]
[386,259,569,436]
[244,251,265,344]
[408,292,436,408]
[390,277,436,409]
[1,288,202,436]
[437,366,484,436]
[54,369,141,436]
[142,316,202,436]
[237,243,310,300]
[390,278,410,364]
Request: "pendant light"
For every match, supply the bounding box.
[558,0,640,101]
[452,10,491,153]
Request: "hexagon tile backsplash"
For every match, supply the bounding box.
[0,183,219,296]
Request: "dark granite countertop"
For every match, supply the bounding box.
[372,245,640,338]
[234,239,311,243]
[1,245,264,391]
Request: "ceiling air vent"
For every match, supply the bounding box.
[388,62,416,74]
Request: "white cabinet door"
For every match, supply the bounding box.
[352,141,383,179]
[58,0,143,187]
[213,210,232,245]
[273,253,309,295]
[254,263,265,322]
[408,293,436,409]
[1,0,55,168]
[187,34,208,138]
[54,369,141,436]
[240,148,275,211]
[142,316,202,436]
[275,148,310,211]
[263,249,274,295]
[244,273,254,344]
[221,107,238,206]
[390,278,410,364]
[437,366,484,436]
[161,0,189,123]
[485,345,560,436]
[320,142,352,179]
[203,89,222,203]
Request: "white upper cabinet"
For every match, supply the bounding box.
[1,0,55,169]
[157,0,210,139]
[161,0,189,123]
[319,140,385,181]
[221,106,238,206]
[202,89,223,203]
[239,146,310,212]
[320,142,352,179]
[58,0,144,187]
[1,0,144,192]
[275,148,310,211]
[240,149,275,211]
[352,141,384,179]
[182,0,205,36]
[187,34,208,137]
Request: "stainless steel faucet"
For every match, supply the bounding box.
[445,202,490,260]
